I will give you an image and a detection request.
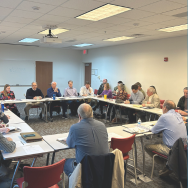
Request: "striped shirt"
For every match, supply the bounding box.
[0,133,16,153]
[64,87,78,97]
[117,91,128,101]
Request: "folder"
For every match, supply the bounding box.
[20,132,43,142]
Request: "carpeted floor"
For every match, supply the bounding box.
[11,103,186,188]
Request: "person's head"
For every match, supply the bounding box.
[68,80,73,88]
[77,103,93,120]
[104,83,110,90]
[147,87,156,97]
[162,100,176,114]
[183,87,188,98]
[85,81,90,89]
[150,86,157,94]
[118,83,124,92]
[51,82,57,89]
[4,84,10,97]
[131,84,138,94]
[103,79,107,84]
[32,82,37,91]
[135,82,142,90]
[117,81,123,86]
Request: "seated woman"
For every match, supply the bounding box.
[111,83,128,122]
[0,84,20,117]
[93,83,112,119]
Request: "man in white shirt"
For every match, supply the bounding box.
[80,81,94,103]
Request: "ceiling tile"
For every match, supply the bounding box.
[32,19,62,26]
[48,7,85,18]
[25,0,68,6]
[37,14,70,23]
[166,0,187,5]
[9,10,43,19]
[138,0,185,14]
[0,7,13,20]
[162,6,187,16]
[16,1,56,14]
[61,0,104,11]
[0,0,23,9]
[0,21,26,28]
[74,26,100,32]
[141,14,177,23]
[4,16,34,24]
[57,23,81,30]
[94,0,114,2]
[86,21,116,29]
[157,18,187,28]
[62,18,93,26]
[110,0,160,8]
[99,16,133,24]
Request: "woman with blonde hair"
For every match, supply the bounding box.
[0,84,20,117]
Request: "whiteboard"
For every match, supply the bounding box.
[0,60,35,85]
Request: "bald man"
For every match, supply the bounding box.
[145,100,187,177]
[64,103,109,176]
[47,82,67,121]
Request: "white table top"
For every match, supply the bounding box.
[4,110,25,124]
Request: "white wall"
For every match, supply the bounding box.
[82,36,187,104]
[0,44,82,99]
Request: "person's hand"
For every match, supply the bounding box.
[179,110,187,116]
[54,88,58,93]
[39,96,42,99]
[147,101,150,104]
[33,97,37,100]
[5,128,10,133]
[6,137,13,141]
[0,124,6,128]
[83,94,87,96]
[6,115,10,119]
[124,100,130,104]
[142,104,145,107]
[182,116,186,121]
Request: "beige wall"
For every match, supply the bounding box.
[82,35,187,104]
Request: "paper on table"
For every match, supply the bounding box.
[57,133,69,141]
[23,145,44,155]
[15,141,24,148]
[108,133,123,142]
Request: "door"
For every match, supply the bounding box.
[36,61,53,97]
[85,63,91,85]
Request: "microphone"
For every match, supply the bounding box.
[0,111,9,124]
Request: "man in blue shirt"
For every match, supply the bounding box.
[47,82,67,121]
[64,103,109,176]
[124,84,144,123]
[145,100,187,176]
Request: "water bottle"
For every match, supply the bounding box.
[137,118,141,126]
[1,101,4,112]
[53,94,56,100]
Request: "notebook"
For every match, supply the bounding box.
[20,132,43,142]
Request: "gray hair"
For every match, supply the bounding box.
[148,87,156,94]
[183,87,188,91]
[77,103,93,119]
[68,80,73,84]
[163,100,176,111]
[118,83,124,91]
[51,82,57,85]
[32,82,37,85]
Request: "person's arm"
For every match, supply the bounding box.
[130,92,144,104]
[39,89,44,98]
[56,89,61,97]
[142,96,148,104]
[90,88,94,96]
[80,87,84,96]
[106,90,112,98]
[26,89,33,99]
[11,91,15,100]
[47,88,55,97]
[145,96,160,108]
[151,116,165,134]
[128,93,133,102]
[0,127,9,133]
[64,89,68,97]
[66,126,76,148]
[74,89,78,96]
[97,85,102,95]
[0,92,3,100]
[177,97,184,110]
[0,133,16,153]
[100,90,105,96]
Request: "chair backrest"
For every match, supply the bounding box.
[23,159,66,188]
[94,89,98,95]
[111,134,136,156]
[160,100,165,104]
[160,104,163,109]
[127,94,131,99]
[113,96,116,99]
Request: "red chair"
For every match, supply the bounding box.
[113,96,117,99]
[14,159,66,188]
[111,134,137,184]
[94,89,98,95]
[127,94,131,99]
[160,100,165,109]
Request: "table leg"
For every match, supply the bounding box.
[140,137,145,176]
[119,106,122,124]
[134,140,138,168]
[51,152,56,164]
[105,104,110,123]
[46,153,50,166]
[31,158,37,167]
[10,160,21,188]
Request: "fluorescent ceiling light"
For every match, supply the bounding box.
[19,38,39,43]
[158,24,188,32]
[104,36,135,42]
[76,4,132,21]
[73,43,93,47]
[39,28,69,35]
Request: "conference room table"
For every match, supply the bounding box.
[1,110,54,188]
[43,121,157,185]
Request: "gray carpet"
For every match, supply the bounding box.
[12,103,185,188]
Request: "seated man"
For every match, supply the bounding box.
[64,80,79,116]
[135,82,146,98]
[97,79,107,95]
[64,103,109,176]
[80,81,94,104]
[145,100,187,176]
[24,82,45,121]
[177,87,188,117]
[137,86,160,122]
[113,81,126,94]
[47,82,67,121]
[124,84,144,123]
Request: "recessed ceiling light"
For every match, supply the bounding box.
[73,44,93,47]
[158,24,188,32]
[76,4,132,21]
[32,6,40,10]
[19,38,39,43]
[39,28,69,35]
[104,36,135,42]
